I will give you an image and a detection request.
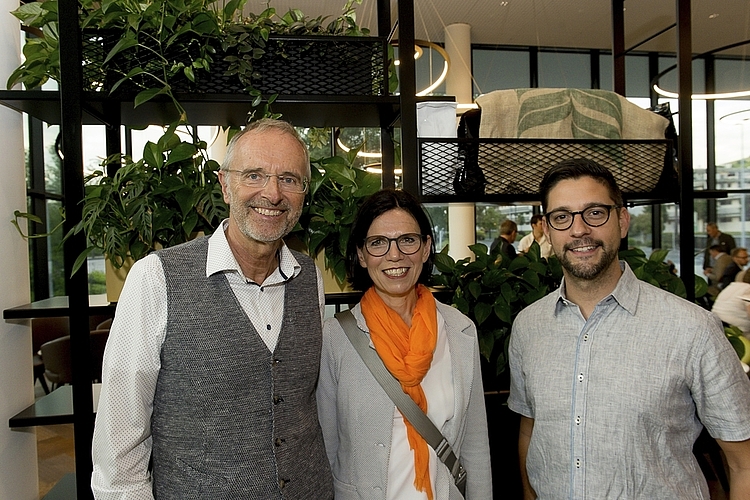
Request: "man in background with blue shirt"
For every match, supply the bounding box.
[508,158,750,499]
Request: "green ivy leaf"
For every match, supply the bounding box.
[143,142,163,168]
[493,300,511,324]
[134,86,169,108]
[467,281,482,300]
[433,252,456,273]
[103,35,138,65]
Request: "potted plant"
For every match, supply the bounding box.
[430,241,563,390]
[7,0,389,114]
[63,121,227,300]
[291,146,381,289]
[10,0,395,299]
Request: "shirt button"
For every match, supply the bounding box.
[578,373,584,382]
[260,286,265,292]
[576,458,582,468]
[273,395,284,405]
[583,334,589,341]
[274,437,286,447]
[279,478,289,488]
[373,486,382,491]
[273,358,281,365]
[266,324,272,330]
[575,416,581,425]
[376,442,385,447]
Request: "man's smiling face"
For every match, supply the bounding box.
[219,128,308,244]
[544,176,630,282]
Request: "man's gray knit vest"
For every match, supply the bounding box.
[150,237,333,499]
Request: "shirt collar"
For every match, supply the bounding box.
[554,261,639,316]
[205,219,301,284]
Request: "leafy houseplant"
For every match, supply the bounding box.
[618,247,709,300]
[7,0,387,114]
[431,242,563,390]
[65,121,227,275]
[725,325,750,363]
[12,0,386,282]
[293,148,381,286]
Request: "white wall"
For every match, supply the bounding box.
[0,0,39,497]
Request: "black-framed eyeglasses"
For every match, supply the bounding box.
[225,169,309,193]
[545,205,620,231]
[364,233,426,257]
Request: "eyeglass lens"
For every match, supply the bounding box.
[230,170,308,193]
[365,233,424,256]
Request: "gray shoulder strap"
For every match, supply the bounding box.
[335,309,466,492]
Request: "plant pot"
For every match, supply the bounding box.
[484,391,523,499]
[82,31,387,97]
[105,257,133,303]
[315,249,352,294]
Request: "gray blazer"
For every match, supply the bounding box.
[317,300,492,499]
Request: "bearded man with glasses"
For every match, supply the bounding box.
[508,158,750,499]
[92,119,333,499]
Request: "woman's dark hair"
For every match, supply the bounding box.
[346,189,436,291]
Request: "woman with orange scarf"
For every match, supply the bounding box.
[317,189,492,499]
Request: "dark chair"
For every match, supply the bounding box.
[89,329,110,382]
[41,335,73,390]
[31,317,71,394]
[40,329,110,390]
[95,318,113,330]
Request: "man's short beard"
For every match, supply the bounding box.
[226,189,302,243]
[559,238,619,281]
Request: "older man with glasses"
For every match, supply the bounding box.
[508,158,750,500]
[92,119,333,499]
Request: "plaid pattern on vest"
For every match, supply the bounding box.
[151,237,333,499]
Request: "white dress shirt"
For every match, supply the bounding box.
[712,281,750,334]
[387,311,454,500]
[517,231,553,258]
[91,221,324,500]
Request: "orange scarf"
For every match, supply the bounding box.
[360,284,439,500]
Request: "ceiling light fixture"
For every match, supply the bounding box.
[336,137,382,158]
[364,164,403,175]
[392,40,450,96]
[651,38,750,100]
[652,85,750,100]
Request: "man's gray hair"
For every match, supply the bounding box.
[221,119,311,178]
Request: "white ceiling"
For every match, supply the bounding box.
[244,0,750,56]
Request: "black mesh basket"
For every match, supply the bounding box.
[81,31,387,97]
[418,138,677,203]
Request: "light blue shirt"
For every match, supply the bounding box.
[509,263,750,499]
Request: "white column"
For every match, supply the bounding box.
[208,126,229,165]
[444,23,473,106]
[444,23,476,261]
[0,0,39,497]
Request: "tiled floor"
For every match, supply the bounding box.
[34,381,75,499]
[37,423,75,498]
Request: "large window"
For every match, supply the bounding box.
[472,48,530,96]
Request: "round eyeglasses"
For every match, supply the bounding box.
[225,169,309,193]
[364,233,426,257]
[545,205,620,231]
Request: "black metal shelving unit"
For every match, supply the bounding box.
[1,0,421,498]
